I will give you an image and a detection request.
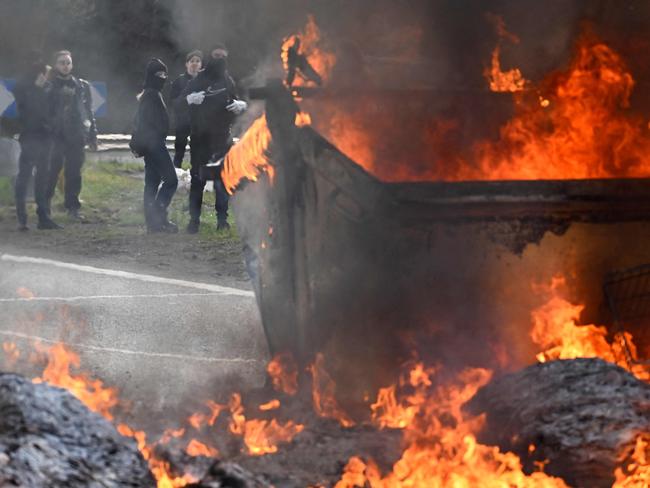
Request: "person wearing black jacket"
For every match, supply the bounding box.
[183,44,247,233]
[170,50,202,168]
[14,61,62,230]
[130,58,178,233]
[46,50,97,220]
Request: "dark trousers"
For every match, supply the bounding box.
[15,136,51,224]
[189,133,229,223]
[144,142,178,224]
[47,138,85,211]
[173,126,190,168]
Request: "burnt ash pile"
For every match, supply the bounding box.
[0,373,154,487]
[0,360,647,487]
[465,358,650,488]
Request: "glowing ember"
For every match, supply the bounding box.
[32,343,119,421]
[267,352,299,395]
[1,341,20,368]
[295,111,312,126]
[309,353,355,427]
[222,114,274,195]
[259,399,281,411]
[16,287,35,299]
[228,392,304,456]
[186,439,219,458]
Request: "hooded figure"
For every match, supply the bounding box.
[181,45,247,233]
[130,57,178,233]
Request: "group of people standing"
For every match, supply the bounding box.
[130,44,247,233]
[14,50,97,230]
[14,44,247,234]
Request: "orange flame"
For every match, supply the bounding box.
[485,14,527,93]
[222,114,274,195]
[186,439,219,458]
[530,276,648,381]
[267,352,299,396]
[613,435,650,487]
[468,39,650,181]
[307,32,650,183]
[486,44,527,92]
[32,343,119,420]
[16,287,35,299]
[281,15,335,87]
[228,393,304,456]
[309,353,355,427]
[118,424,195,487]
[259,399,281,411]
[2,341,20,368]
[337,364,569,487]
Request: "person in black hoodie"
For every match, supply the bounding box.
[14,61,62,230]
[46,50,97,220]
[183,44,247,233]
[130,58,178,233]
[170,50,202,168]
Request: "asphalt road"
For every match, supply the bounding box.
[0,250,269,415]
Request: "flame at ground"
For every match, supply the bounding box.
[530,276,648,381]
[309,352,355,427]
[32,343,119,420]
[228,392,304,455]
[613,435,650,487]
[267,352,299,395]
[1,342,20,368]
[337,365,569,488]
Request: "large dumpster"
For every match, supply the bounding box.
[227,82,650,393]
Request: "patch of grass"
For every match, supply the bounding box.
[0,176,13,206]
[1,159,240,241]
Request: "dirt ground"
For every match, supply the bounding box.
[0,160,251,289]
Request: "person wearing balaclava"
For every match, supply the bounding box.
[130,57,179,233]
[182,43,247,234]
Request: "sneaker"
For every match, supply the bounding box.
[17,223,29,232]
[67,208,85,221]
[160,220,179,234]
[37,218,63,230]
[186,219,200,234]
[217,220,230,231]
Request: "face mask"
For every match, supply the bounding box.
[205,57,226,79]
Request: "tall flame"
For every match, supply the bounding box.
[222,114,274,195]
[531,276,648,382]
[337,365,569,487]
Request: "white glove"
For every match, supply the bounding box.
[186,91,205,105]
[226,99,247,114]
